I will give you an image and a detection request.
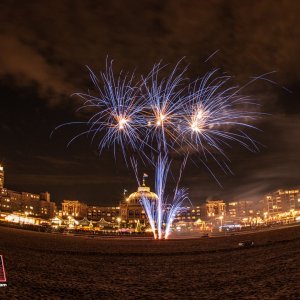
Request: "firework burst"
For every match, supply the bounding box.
[56,58,265,239]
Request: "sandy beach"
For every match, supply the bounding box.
[0,225,299,299]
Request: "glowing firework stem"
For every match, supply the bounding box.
[58,59,264,239]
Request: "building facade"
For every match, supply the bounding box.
[227,200,256,218]
[264,189,300,215]
[87,206,120,222]
[61,200,88,219]
[206,200,226,218]
[0,188,56,218]
[119,183,158,225]
[175,206,201,222]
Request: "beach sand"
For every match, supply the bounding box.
[0,225,299,299]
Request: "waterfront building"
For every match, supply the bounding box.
[39,192,56,219]
[119,179,158,225]
[175,206,201,222]
[87,206,120,222]
[61,200,88,219]
[0,188,56,219]
[227,200,257,218]
[0,165,56,218]
[206,200,226,218]
[264,189,300,215]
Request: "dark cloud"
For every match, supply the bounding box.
[0,0,299,205]
[0,1,299,95]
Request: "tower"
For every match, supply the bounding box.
[0,164,4,189]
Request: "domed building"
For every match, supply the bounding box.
[120,177,158,225]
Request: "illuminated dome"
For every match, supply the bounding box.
[127,186,158,205]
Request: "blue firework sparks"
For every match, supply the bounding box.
[139,154,189,240]
[57,59,265,239]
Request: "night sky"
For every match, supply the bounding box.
[0,0,299,206]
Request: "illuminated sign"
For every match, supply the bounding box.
[0,255,7,282]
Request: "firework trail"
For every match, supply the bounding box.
[164,188,189,239]
[56,58,265,239]
[136,154,189,240]
[140,195,157,239]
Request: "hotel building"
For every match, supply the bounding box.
[0,189,56,219]
[227,200,256,218]
[119,182,157,225]
[264,189,300,215]
[61,200,88,219]
[175,206,201,221]
[206,200,226,218]
[0,164,56,218]
[87,206,120,222]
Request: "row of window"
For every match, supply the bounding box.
[177,216,197,220]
